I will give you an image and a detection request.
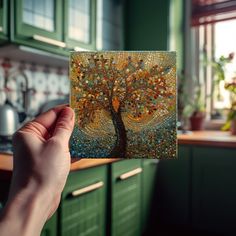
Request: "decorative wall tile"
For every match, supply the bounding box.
[0,58,69,117]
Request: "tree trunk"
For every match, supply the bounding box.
[109,107,127,158]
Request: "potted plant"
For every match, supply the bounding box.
[183,81,206,131]
[209,53,234,87]
[222,79,236,135]
[206,52,234,119]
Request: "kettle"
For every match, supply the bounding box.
[0,100,19,138]
[0,62,30,139]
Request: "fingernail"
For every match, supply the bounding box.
[61,107,74,120]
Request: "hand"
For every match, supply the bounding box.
[0,105,75,236]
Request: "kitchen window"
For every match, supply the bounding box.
[96,0,124,50]
[191,0,236,119]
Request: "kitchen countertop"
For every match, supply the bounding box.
[178,130,236,148]
[0,153,120,177]
[1,131,236,175]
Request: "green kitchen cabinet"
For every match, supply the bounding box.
[0,0,8,41]
[154,145,191,226]
[192,146,236,235]
[141,159,159,233]
[12,0,66,54]
[64,0,96,50]
[110,159,142,236]
[124,0,170,50]
[11,0,97,55]
[41,213,57,236]
[59,165,108,236]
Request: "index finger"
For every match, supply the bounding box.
[18,105,69,139]
[33,104,69,131]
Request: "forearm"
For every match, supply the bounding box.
[0,106,74,236]
[0,184,51,236]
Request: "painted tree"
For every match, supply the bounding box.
[71,54,174,158]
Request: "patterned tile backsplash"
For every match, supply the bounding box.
[0,58,69,118]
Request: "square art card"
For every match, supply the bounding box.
[70,51,176,159]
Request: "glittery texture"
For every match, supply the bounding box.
[70,51,177,159]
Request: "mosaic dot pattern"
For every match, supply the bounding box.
[70,51,177,159]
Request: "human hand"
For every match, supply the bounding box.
[0,105,75,236]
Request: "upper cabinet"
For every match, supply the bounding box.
[13,0,66,53]
[0,0,8,41]
[97,0,124,50]
[13,0,96,53]
[1,0,123,57]
[21,0,56,32]
[64,0,96,50]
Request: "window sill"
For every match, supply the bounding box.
[204,119,226,130]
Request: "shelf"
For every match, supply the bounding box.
[0,44,69,68]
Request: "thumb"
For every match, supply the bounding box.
[53,107,75,144]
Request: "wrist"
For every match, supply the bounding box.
[0,183,53,236]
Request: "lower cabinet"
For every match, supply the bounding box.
[192,146,236,235]
[41,213,57,236]
[154,145,191,226]
[59,165,108,236]
[0,160,148,236]
[110,160,142,236]
[141,159,159,233]
[58,160,145,236]
[3,145,236,236]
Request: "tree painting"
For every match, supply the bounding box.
[70,52,176,159]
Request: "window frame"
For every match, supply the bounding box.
[63,0,96,50]
[14,0,63,41]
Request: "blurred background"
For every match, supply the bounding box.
[1,1,236,236]
[0,0,236,136]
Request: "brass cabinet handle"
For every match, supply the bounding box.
[33,34,66,48]
[71,181,104,197]
[119,167,143,180]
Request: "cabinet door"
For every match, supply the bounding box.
[0,0,8,41]
[60,165,107,236]
[64,0,96,50]
[111,160,142,236]
[154,145,191,226]
[141,159,159,233]
[14,0,65,50]
[41,212,57,236]
[192,146,236,234]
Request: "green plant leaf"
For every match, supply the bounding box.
[221,120,231,131]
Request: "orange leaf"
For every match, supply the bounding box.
[112,97,120,112]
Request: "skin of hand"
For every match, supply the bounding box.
[0,105,75,236]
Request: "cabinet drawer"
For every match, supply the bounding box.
[111,160,142,236]
[60,165,108,236]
